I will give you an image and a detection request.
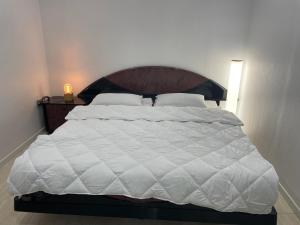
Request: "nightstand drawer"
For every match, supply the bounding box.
[45,105,70,132]
[39,96,86,133]
[66,104,77,112]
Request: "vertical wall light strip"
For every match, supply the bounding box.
[226,60,244,114]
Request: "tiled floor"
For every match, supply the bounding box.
[0,152,299,225]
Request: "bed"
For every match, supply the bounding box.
[8,66,278,225]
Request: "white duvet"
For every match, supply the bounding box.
[8,105,279,214]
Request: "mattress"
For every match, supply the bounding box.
[8,105,279,214]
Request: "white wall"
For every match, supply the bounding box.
[239,0,300,208]
[0,0,49,160]
[39,0,253,95]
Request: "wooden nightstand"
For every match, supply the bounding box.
[38,96,87,133]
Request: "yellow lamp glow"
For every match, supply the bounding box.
[226,60,244,114]
[64,83,74,102]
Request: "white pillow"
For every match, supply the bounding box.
[205,100,219,108]
[142,98,153,106]
[154,93,206,107]
[90,93,143,106]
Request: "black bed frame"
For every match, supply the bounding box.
[77,66,227,104]
[15,66,277,225]
[15,192,277,225]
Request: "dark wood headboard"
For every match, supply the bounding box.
[78,66,227,105]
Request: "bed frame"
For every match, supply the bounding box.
[15,66,277,225]
[15,192,277,225]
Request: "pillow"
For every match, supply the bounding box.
[142,98,153,106]
[90,93,143,106]
[205,100,219,108]
[154,93,206,107]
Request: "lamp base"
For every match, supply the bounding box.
[64,93,74,102]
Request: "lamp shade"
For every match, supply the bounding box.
[64,83,73,94]
[226,60,244,114]
[64,83,74,101]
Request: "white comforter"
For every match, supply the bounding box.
[8,105,279,214]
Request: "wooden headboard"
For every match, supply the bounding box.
[78,66,227,105]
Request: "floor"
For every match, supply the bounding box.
[0,152,299,225]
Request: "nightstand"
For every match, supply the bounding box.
[38,96,87,133]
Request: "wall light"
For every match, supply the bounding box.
[226,60,244,114]
[64,83,74,102]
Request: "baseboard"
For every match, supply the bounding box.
[0,127,45,168]
[279,183,300,218]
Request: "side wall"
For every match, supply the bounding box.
[239,0,300,210]
[0,0,49,160]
